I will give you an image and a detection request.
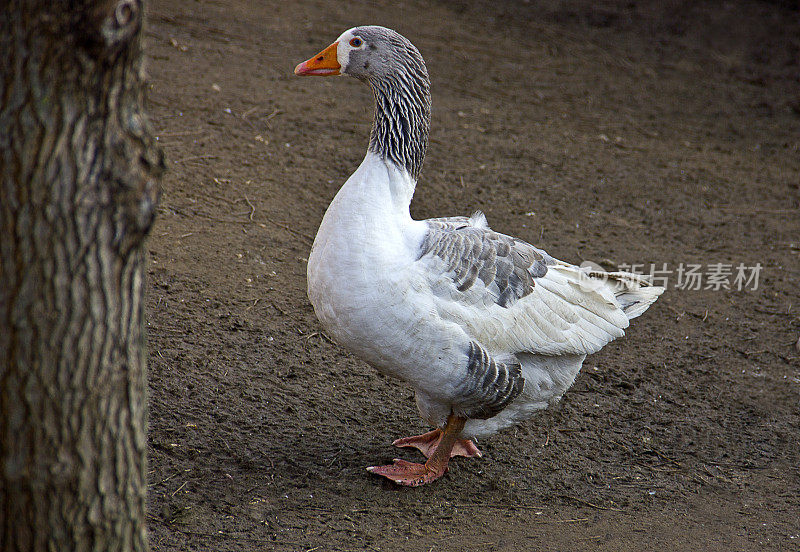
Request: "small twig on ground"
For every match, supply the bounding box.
[664,304,685,321]
[156,129,209,137]
[528,518,590,525]
[646,447,683,468]
[304,331,336,345]
[262,108,282,128]
[171,481,188,497]
[152,471,181,487]
[735,348,798,363]
[455,502,549,511]
[754,307,797,316]
[263,215,314,245]
[167,205,253,225]
[207,187,237,205]
[705,461,766,470]
[173,154,219,163]
[717,207,799,215]
[244,194,255,221]
[560,495,623,512]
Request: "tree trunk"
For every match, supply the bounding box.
[0,1,163,550]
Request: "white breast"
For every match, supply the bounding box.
[307,153,453,382]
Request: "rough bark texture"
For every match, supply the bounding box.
[0,1,163,550]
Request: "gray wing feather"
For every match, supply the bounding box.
[419,212,551,308]
[453,341,525,419]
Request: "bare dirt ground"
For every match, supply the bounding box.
[143,1,800,550]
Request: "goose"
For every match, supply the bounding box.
[294,26,663,487]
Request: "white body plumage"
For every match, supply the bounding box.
[308,152,662,438]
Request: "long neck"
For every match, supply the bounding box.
[366,70,431,182]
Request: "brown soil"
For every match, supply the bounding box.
[144,1,800,550]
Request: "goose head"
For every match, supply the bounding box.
[294,26,431,181]
[294,26,427,83]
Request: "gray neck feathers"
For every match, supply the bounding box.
[366,66,431,182]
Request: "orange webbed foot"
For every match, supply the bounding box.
[393,429,482,459]
[366,458,446,487]
[368,414,470,487]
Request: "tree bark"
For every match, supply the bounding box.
[0,1,163,550]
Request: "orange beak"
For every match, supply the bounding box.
[294,42,341,76]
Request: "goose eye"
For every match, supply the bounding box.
[349,38,363,47]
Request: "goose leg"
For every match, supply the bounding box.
[393,429,482,459]
[367,414,468,486]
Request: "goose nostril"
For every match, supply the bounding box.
[317,56,323,61]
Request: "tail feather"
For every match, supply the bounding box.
[585,269,665,320]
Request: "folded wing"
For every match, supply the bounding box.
[416,212,663,357]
